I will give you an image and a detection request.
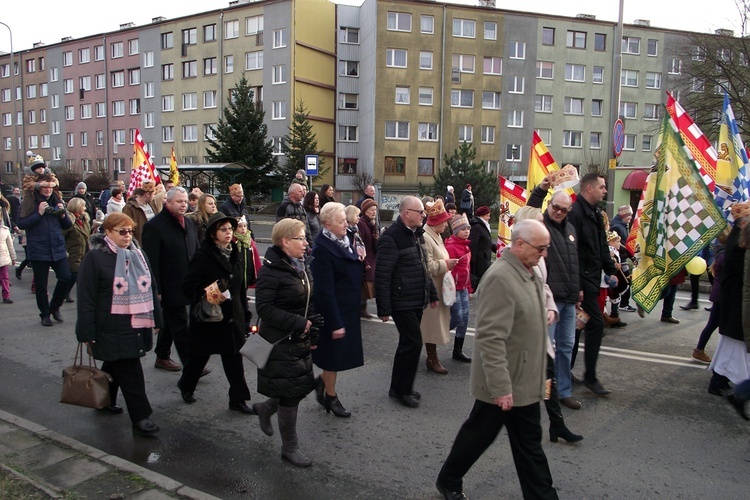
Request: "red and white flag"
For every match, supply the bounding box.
[127,129,161,197]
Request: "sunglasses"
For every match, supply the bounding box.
[523,240,550,253]
[112,228,134,236]
[550,204,571,214]
[406,208,426,215]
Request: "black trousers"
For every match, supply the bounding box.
[179,352,251,402]
[155,305,189,364]
[389,309,424,396]
[579,287,605,384]
[438,399,558,499]
[31,258,70,317]
[101,358,152,424]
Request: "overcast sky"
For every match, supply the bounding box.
[0,0,744,53]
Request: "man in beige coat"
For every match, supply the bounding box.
[436,219,558,500]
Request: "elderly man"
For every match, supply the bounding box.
[355,184,376,209]
[276,183,311,245]
[219,183,247,219]
[527,182,582,409]
[566,173,619,396]
[123,181,157,245]
[142,188,200,373]
[436,219,558,500]
[375,196,438,408]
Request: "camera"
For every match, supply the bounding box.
[44,205,66,216]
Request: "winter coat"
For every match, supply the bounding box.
[8,195,21,227]
[609,214,629,241]
[709,245,725,303]
[355,194,374,209]
[75,234,163,361]
[62,214,90,273]
[375,216,438,317]
[357,215,378,282]
[306,209,322,242]
[276,198,311,245]
[98,188,111,214]
[0,225,16,267]
[720,225,745,342]
[107,197,126,214]
[255,245,316,400]
[445,235,472,291]
[566,195,618,294]
[319,194,336,210]
[141,209,200,308]
[311,233,364,372]
[122,197,157,245]
[460,188,474,214]
[219,198,247,219]
[73,192,96,223]
[469,217,495,290]
[16,190,72,262]
[542,212,580,303]
[445,191,455,205]
[420,224,452,345]
[182,241,248,355]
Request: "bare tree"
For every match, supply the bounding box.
[350,172,374,195]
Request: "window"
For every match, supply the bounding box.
[246,15,263,35]
[199,58,217,76]
[26,85,36,99]
[458,125,473,142]
[418,122,438,141]
[182,28,197,45]
[691,77,704,92]
[451,89,474,108]
[272,137,283,155]
[272,65,286,84]
[144,51,154,68]
[144,112,154,128]
[162,63,174,81]
[418,158,434,176]
[621,69,638,87]
[63,51,73,66]
[204,24,217,42]
[387,12,412,32]
[622,36,640,54]
[592,99,603,117]
[96,130,104,145]
[0,89,8,103]
[27,110,35,123]
[40,109,47,122]
[30,135,40,149]
[421,15,434,34]
[112,100,125,116]
[81,132,89,146]
[204,124,217,141]
[273,29,287,48]
[484,22,497,40]
[95,102,106,117]
[563,130,582,148]
[79,48,90,64]
[535,95,553,113]
[595,33,606,51]
[94,45,104,61]
[644,103,660,120]
[65,106,75,120]
[642,135,653,151]
[80,104,92,119]
[128,39,139,55]
[624,134,636,150]
[272,101,287,120]
[64,79,74,94]
[420,51,433,70]
[509,76,524,94]
[50,67,58,82]
[510,42,525,59]
[339,125,358,141]
[128,69,140,85]
[52,147,61,161]
[536,128,552,145]
[418,87,433,106]
[2,113,9,125]
[480,125,495,144]
[183,125,198,142]
[536,61,553,79]
[339,93,358,109]
[647,39,658,56]
[590,132,602,149]
[482,91,501,109]
[386,49,407,68]
[453,54,475,73]
[340,27,359,44]
[162,126,174,142]
[52,120,60,134]
[542,27,555,45]
[620,101,637,119]
[453,18,475,38]
[385,121,409,139]
[245,51,263,70]
[129,99,140,115]
[225,20,239,39]
[507,110,524,128]
[384,156,406,175]
[564,97,584,115]
[565,64,585,82]
[339,61,358,76]
[566,30,586,49]
[182,60,197,78]
[111,42,123,58]
[593,66,604,84]
[182,92,198,110]
[162,95,174,112]
[646,72,662,89]
[225,55,234,74]
[483,57,502,75]
[506,144,522,161]
[669,58,682,75]
[395,86,410,104]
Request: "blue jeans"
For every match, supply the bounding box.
[548,301,576,399]
[450,289,470,339]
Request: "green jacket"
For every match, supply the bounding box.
[62,214,90,273]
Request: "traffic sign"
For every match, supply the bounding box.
[305,155,318,176]
[613,119,625,157]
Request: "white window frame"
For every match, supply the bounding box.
[565,64,585,82]
[452,18,476,38]
[458,124,473,143]
[563,130,583,148]
[386,49,407,68]
[387,12,412,32]
[419,51,433,70]
[451,89,474,108]
[395,86,410,104]
[535,95,553,113]
[418,87,433,106]
[509,76,524,94]
[482,91,501,110]
[564,97,584,115]
[418,122,438,141]
[483,56,502,75]
[385,120,409,140]
[536,61,553,79]
[481,125,495,144]
[507,110,524,128]
[509,41,526,60]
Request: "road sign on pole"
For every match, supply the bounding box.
[305,155,319,177]
[613,119,625,158]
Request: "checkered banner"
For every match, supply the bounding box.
[126,129,160,197]
[631,114,727,313]
[714,91,750,222]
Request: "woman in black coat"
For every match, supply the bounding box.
[252,218,321,467]
[311,202,364,418]
[177,213,253,414]
[75,213,162,436]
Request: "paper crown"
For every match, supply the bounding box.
[548,164,580,190]
[425,199,452,225]
[607,230,621,242]
[731,201,750,220]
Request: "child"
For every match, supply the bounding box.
[233,216,260,288]
[605,231,628,328]
[445,213,472,362]
[0,217,17,303]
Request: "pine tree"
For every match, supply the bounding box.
[205,75,280,194]
[281,101,327,182]
[422,142,499,209]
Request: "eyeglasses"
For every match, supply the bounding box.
[405,209,426,215]
[290,237,307,241]
[550,204,571,214]
[112,228,134,236]
[217,227,234,233]
[522,240,550,253]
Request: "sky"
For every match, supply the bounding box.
[0,0,745,53]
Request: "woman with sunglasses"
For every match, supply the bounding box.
[76,213,163,436]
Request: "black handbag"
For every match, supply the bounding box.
[190,297,223,322]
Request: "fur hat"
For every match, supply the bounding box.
[360,198,378,215]
[731,201,750,220]
[451,214,471,233]
[425,199,452,226]
[475,206,491,218]
[229,183,243,196]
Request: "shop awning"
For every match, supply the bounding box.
[622,169,649,191]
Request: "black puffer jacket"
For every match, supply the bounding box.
[566,195,617,293]
[255,245,316,400]
[543,212,580,303]
[375,216,437,316]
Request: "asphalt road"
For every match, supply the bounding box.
[1,229,748,499]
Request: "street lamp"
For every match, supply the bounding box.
[0,21,21,187]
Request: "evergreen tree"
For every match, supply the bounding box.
[205,75,280,194]
[421,142,499,209]
[281,101,328,182]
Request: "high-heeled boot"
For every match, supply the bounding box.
[314,376,325,406]
[278,405,312,467]
[252,398,279,436]
[425,343,448,374]
[549,424,584,443]
[545,362,583,443]
[452,337,472,363]
[324,393,351,417]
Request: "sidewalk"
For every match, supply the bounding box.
[0,409,219,500]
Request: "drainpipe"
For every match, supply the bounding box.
[439,4,447,175]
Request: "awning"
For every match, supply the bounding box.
[622,170,649,190]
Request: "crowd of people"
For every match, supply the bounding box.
[2,161,748,497]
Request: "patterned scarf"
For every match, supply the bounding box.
[323,228,353,253]
[105,235,155,328]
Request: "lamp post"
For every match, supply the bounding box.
[0,21,21,187]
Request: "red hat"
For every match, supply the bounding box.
[425,199,452,226]
[475,206,490,217]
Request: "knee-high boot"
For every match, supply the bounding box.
[425,343,448,374]
[452,337,471,362]
[278,405,312,467]
[252,398,279,436]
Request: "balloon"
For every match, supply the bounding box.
[685,256,707,276]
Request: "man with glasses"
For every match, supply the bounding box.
[143,187,201,373]
[528,181,582,409]
[375,196,438,408]
[566,173,619,396]
[219,183,248,220]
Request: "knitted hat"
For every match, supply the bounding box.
[425,199,451,226]
[76,182,87,191]
[451,214,470,233]
[475,206,491,217]
[29,155,46,173]
[731,200,750,220]
[360,198,378,215]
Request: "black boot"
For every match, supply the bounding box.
[278,405,312,467]
[452,337,471,363]
[314,376,325,406]
[65,294,74,303]
[324,393,351,417]
[550,425,584,443]
[252,398,279,436]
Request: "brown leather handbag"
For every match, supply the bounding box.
[60,343,113,409]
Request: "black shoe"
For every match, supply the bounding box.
[41,316,53,327]
[584,380,611,396]
[708,385,731,397]
[610,320,627,328]
[229,401,256,415]
[550,426,584,443]
[389,388,421,401]
[660,316,680,324]
[452,351,472,363]
[620,305,637,312]
[65,294,74,303]
[15,267,22,280]
[388,391,419,408]
[176,380,196,403]
[324,394,351,417]
[314,376,325,406]
[705,306,713,311]
[132,419,160,436]
[436,478,467,500]
[3,298,13,304]
[679,303,699,310]
[98,404,124,414]
[50,308,63,322]
[726,393,749,421]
